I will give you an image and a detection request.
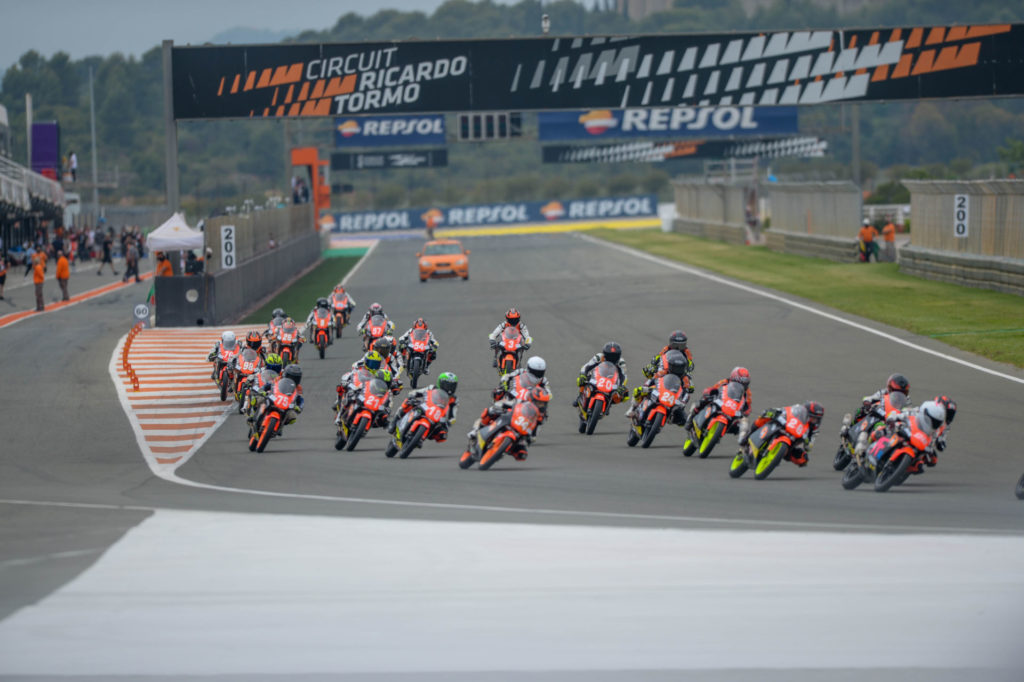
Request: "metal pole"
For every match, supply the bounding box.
[25,93,32,168]
[89,67,100,216]
[162,40,180,213]
[851,103,861,187]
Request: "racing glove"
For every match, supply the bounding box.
[935,436,946,452]
[576,374,586,387]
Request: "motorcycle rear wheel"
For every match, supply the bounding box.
[626,427,640,447]
[384,440,399,458]
[833,443,852,471]
[754,441,787,480]
[458,450,475,469]
[728,453,748,478]
[1016,472,1024,500]
[698,421,723,459]
[841,462,864,490]
[682,438,696,457]
[875,454,911,492]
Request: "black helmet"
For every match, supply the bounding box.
[886,373,910,396]
[272,307,285,319]
[373,337,394,356]
[935,395,957,425]
[437,371,458,396]
[283,364,302,386]
[668,330,688,351]
[664,350,688,377]
[602,342,622,365]
[316,297,330,309]
[804,400,825,425]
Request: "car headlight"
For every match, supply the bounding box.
[455,258,466,266]
[420,260,430,268]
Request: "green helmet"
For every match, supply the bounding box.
[437,372,458,396]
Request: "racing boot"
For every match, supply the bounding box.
[736,418,750,447]
[853,431,869,465]
[840,413,852,438]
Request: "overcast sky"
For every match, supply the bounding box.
[0,0,529,73]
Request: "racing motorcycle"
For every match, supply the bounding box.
[459,400,540,471]
[311,309,333,359]
[841,413,933,492]
[233,348,263,414]
[384,387,451,459]
[247,377,300,453]
[627,373,687,449]
[729,406,812,480]
[1016,473,1024,500]
[277,324,302,366]
[833,391,910,471]
[333,296,352,338]
[682,380,746,458]
[361,314,390,352]
[214,346,239,402]
[245,367,279,419]
[335,370,392,452]
[494,326,527,376]
[402,328,433,389]
[577,361,624,435]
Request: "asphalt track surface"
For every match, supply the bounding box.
[2,233,1024,680]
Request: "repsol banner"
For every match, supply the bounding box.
[334,114,445,147]
[331,149,448,170]
[543,136,828,163]
[538,107,797,141]
[333,194,657,232]
[172,25,1024,119]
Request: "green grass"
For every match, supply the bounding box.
[591,229,1024,368]
[242,256,362,325]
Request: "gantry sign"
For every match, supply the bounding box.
[171,24,1024,120]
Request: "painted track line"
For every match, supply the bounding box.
[579,233,1024,386]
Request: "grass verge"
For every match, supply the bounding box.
[242,256,361,325]
[590,229,1024,368]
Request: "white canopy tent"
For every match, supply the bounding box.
[146,212,204,251]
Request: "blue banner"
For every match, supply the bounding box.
[333,194,657,232]
[334,114,446,147]
[538,106,797,141]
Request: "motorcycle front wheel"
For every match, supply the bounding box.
[875,454,911,492]
[399,425,427,459]
[1015,472,1024,500]
[640,420,661,448]
[345,418,369,452]
[698,420,723,458]
[585,401,602,435]
[753,441,788,480]
[480,438,512,471]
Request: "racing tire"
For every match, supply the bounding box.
[501,357,515,376]
[698,421,723,459]
[458,451,475,469]
[841,462,865,490]
[875,454,911,493]
[384,440,399,458]
[833,444,852,471]
[334,432,347,451]
[626,428,640,447]
[728,453,749,478]
[682,438,696,457]
[754,441,788,480]
[577,418,587,434]
[248,430,258,452]
[318,341,326,360]
[480,438,512,471]
[640,420,660,449]
[1016,472,1024,500]
[585,402,602,435]
[399,425,426,459]
[219,374,229,402]
[256,415,277,453]
[345,418,368,452]
[409,357,423,389]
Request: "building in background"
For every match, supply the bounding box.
[618,0,887,21]
[0,104,10,159]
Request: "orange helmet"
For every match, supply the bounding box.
[413,317,428,330]
[333,284,345,294]
[729,367,751,387]
[528,385,551,407]
[246,330,262,351]
[505,308,521,326]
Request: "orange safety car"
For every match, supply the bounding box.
[417,239,470,282]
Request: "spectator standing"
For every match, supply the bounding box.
[882,218,897,262]
[857,219,879,263]
[123,238,140,283]
[56,250,70,301]
[32,250,46,311]
[98,228,117,276]
[69,151,78,182]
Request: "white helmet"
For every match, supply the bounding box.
[916,400,945,435]
[526,356,546,379]
[221,330,237,349]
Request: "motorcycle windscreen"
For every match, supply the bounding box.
[724,381,745,400]
[595,362,618,379]
[369,315,386,330]
[502,327,521,343]
[411,329,428,342]
[277,378,297,396]
[661,374,682,393]
[426,388,448,406]
[368,378,390,397]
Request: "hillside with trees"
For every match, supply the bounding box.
[3,0,1024,218]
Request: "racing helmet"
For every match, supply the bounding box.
[316,297,330,309]
[369,302,384,317]
[528,385,551,407]
[887,373,910,396]
[264,353,283,373]
[437,372,458,396]
[602,342,622,365]
[333,284,345,294]
[668,330,688,351]
[664,350,688,377]
[363,351,383,372]
[245,330,262,351]
[413,317,428,330]
[373,337,394,356]
[526,356,546,379]
[271,308,285,320]
[934,395,957,425]
[221,331,237,350]
[804,400,825,426]
[729,366,751,387]
[282,364,302,386]
[505,307,521,327]
[917,400,945,435]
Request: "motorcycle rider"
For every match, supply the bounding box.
[739,401,824,467]
[625,349,692,421]
[330,284,355,319]
[642,330,694,379]
[249,364,305,427]
[305,297,336,345]
[387,372,459,436]
[488,307,532,368]
[397,318,439,375]
[207,330,241,380]
[909,397,956,472]
[463,385,551,462]
[573,342,629,407]
[264,308,286,350]
[243,330,267,360]
[357,302,395,335]
[848,373,910,428]
[685,366,752,432]
[336,350,402,412]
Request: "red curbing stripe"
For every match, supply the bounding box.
[0,272,155,330]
